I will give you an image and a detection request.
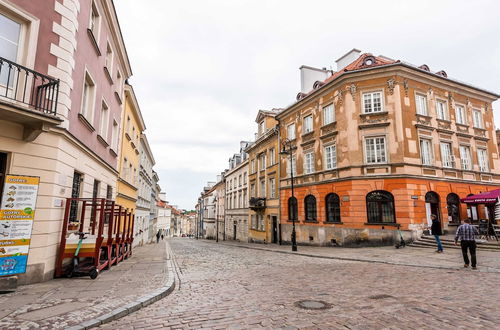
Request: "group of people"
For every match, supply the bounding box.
[430,215,479,269]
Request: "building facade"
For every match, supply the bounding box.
[116,84,146,225]
[247,110,281,243]
[135,134,155,246]
[277,49,500,247]
[0,0,132,283]
[224,143,251,241]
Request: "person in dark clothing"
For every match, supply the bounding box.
[156,229,161,243]
[455,218,479,269]
[430,214,443,253]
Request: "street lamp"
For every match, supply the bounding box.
[280,138,297,252]
[214,197,219,242]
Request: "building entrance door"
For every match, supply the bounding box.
[233,221,237,240]
[425,192,440,227]
[272,216,278,243]
[447,193,461,224]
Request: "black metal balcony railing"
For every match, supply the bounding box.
[249,197,266,210]
[0,56,59,115]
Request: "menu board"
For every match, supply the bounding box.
[0,175,40,276]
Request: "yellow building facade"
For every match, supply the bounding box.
[116,84,146,215]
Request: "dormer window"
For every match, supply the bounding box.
[258,121,265,136]
[363,56,376,66]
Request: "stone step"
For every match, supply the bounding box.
[411,239,500,252]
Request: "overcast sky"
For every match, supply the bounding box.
[114,0,500,210]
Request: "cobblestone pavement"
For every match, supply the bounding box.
[0,241,168,329]
[102,238,500,329]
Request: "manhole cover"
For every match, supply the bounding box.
[294,300,332,310]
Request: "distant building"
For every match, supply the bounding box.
[136,134,155,246]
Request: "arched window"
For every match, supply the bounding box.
[304,195,317,221]
[447,193,461,224]
[366,190,395,223]
[288,197,298,221]
[325,193,341,223]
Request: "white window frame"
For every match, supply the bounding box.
[436,99,448,120]
[459,145,472,170]
[324,144,337,170]
[105,41,113,74]
[286,155,296,177]
[287,123,296,140]
[303,115,313,134]
[260,179,265,197]
[323,104,335,125]
[111,119,119,151]
[362,91,384,113]
[269,148,275,165]
[99,98,109,139]
[364,136,387,164]
[304,151,314,174]
[440,142,454,168]
[419,138,434,166]
[473,109,483,129]
[269,178,275,198]
[89,1,101,40]
[259,153,266,170]
[258,121,265,136]
[81,70,96,123]
[455,104,466,125]
[415,93,428,116]
[477,148,489,172]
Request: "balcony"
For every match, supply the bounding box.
[249,197,266,211]
[0,56,61,141]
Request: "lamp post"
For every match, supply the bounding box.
[280,138,297,252]
[214,197,219,242]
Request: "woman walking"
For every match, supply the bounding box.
[431,214,443,253]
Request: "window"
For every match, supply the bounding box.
[440,142,454,168]
[251,159,256,173]
[111,120,119,150]
[116,70,123,95]
[324,145,337,170]
[436,100,447,120]
[366,191,395,223]
[0,13,21,87]
[287,123,296,140]
[477,149,489,172]
[105,41,113,73]
[363,91,383,113]
[365,137,387,164]
[243,172,247,185]
[258,121,265,136]
[99,100,109,139]
[459,145,471,170]
[304,195,317,221]
[473,110,483,129]
[251,215,257,229]
[455,105,466,125]
[286,155,296,177]
[325,193,341,223]
[304,152,314,174]
[323,104,334,125]
[259,153,266,170]
[415,94,428,115]
[269,148,275,165]
[89,1,101,39]
[420,139,433,166]
[288,197,298,221]
[250,183,255,197]
[238,192,241,208]
[243,190,247,207]
[238,175,242,186]
[269,178,275,198]
[81,72,96,123]
[260,179,265,197]
[303,115,313,134]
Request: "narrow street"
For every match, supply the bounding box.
[102,238,500,329]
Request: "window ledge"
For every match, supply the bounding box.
[364,222,399,227]
[114,91,122,104]
[104,66,113,84]
[78,113,95,132]
[87,29,101,56]
[324,221,343,224]
[302,131,314,138]
[125,132,131,141]
[304,220,319,223]
[360,111,388,117]
[97,134,109,147]
[415,113,432,119]
[473,127,486,131]
[109,148,118,157]
[321,121,337,130]
[456,123,469,128]
[436,118,451,123]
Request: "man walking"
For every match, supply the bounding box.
[430,215,443,253]
[454,218,479,269]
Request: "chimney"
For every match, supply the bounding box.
[335,48,362,71]
[299,65,333,94]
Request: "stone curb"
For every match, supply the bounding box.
[67,252,176,330]
[209,240,500,273]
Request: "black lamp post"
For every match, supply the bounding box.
[214,197,219,242]
[280,138,297,252]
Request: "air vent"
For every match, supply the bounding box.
[296,92,307,101]
[436,70,447,78]
[418,64,430,71]
[313,80,325,90]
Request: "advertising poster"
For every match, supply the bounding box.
[0,175,40,276]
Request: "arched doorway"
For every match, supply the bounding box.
[447,193,461,224]
[425,192,440,227]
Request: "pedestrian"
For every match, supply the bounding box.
[430,214,443,253]
[156,229,161,243]
[454,218,479,269]
[161,230,164,240]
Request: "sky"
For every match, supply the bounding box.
[114,0,500,210]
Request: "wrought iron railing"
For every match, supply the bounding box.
[0,56,59,115]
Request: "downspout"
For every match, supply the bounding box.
[276,118,282,245]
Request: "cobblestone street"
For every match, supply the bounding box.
[103,238,500,329]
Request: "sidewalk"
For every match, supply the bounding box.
[0,240,174,329]
[213,239,500,273]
